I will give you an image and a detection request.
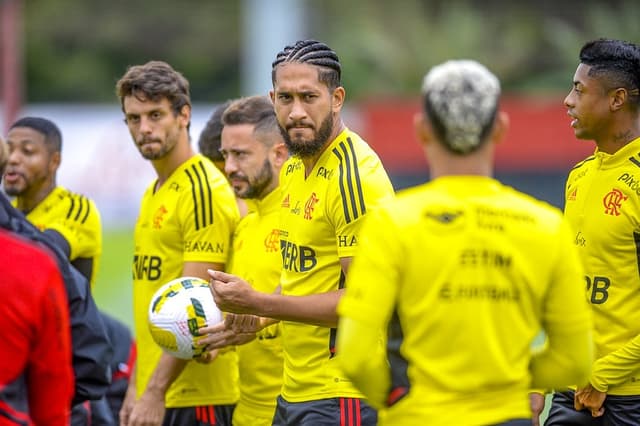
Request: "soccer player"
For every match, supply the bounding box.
[336,59,593,425]
[116,60,240,426]
[208,39,395,425]
[198,99,248,218]
[540,39,640,425]
[3,117,116,426]
[199,95,288,425]
[198,100,233,171]
[3,116,102,287]
[0,135,73,424]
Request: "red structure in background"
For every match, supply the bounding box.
[360,96,594,173]
[0,0,24,133]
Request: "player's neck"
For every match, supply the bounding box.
[152,139,194,189]
[595,122,640,155]
[301,120,345,177]
[16,181,56,214]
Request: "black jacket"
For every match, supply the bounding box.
[0,193,113,406]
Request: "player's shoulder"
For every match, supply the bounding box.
[0,229,57,267]
[329,129,384,168]
[569,155,596,174]
[172,154,229,189]
[53,186,101,222]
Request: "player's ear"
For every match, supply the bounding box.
[331,86,345,113]
[490,111,509,146]
[178,104,191,128]
[49,151,61,173]
[413,112,432,148]
[271,142,289,168]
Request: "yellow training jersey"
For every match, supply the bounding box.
[132,154,240,407]
[279,128,394,402]
[229,187,284,425]
[16,186,102,287]
[565,137,640,395]
[339,176,591,426]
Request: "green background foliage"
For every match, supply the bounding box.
[22,0,640,102]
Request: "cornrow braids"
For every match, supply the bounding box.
[271,39,342,89]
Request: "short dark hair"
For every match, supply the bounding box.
[580,38,640,107]
[271,39,342,90]
[10,116,63,153]
[198,100,232,163]
[222,95,279,147]
[115,60,191,116]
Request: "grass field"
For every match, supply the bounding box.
[93,227,135,330]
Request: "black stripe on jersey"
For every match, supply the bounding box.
[328,270,347,359]
[66,195,76,220]
[197,161,214,225]
[570,155,596,171]
[332,137,366,224]
[184,161,214,231]
[629,155,640,168]
[635,232,640,281]
[386,308,410,407]
[65,194,91,224]
[80,198,91,224]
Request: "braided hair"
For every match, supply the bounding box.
[271,40,342,90]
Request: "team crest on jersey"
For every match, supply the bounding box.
[264,229,280,252]
[304,192,319,220]
[603,188,627,216]
[281,194,290,208]
[567,186,578,201]
[153,205,169,229]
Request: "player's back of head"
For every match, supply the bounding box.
[421,60,500,155]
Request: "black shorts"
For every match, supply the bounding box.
[545,390,640,426]
[272,395,377,426]
[163,404,235,426]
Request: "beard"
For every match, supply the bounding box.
[280,112,333,158]
[137,128,180,160]
[232,158,274,199]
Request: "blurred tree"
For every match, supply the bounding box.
[20,0,640,102]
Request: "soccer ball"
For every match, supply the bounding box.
[148,276,222,360]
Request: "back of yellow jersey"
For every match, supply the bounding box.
[340,175,590,425]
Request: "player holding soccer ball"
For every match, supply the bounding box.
[116,61,240,426]
[336,60,593,425]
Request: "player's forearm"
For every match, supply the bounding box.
[590,334,640,392]
[145,353,188,396]
[530,328,593,390]
[337,317,389,409]
[254,289,344,328]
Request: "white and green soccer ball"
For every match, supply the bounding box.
[148,276,222,360]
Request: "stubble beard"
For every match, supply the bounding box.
[280,113,333,159]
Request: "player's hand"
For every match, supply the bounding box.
[198,317,256,350]
[194,348,219,364]
[225,312,263,333]
[574,383,606,417]
[119,384,137,426]
[208,269,258,314]
[127,387,166,426]
[529,392,545,426]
